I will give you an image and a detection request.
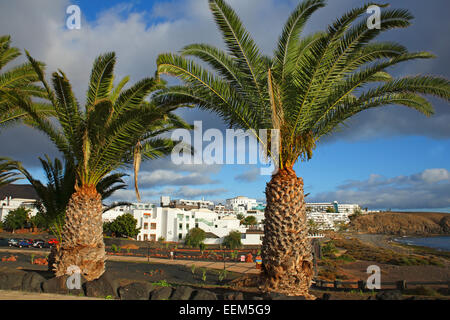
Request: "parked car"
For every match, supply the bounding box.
[17,239,33,248]
[48,238,59,246]
[8,238,19,247]
[32,239,50,248]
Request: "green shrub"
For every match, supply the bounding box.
[153,280,171,287]
[336,254,355,262]
[222,231,242,249]
[184,228,206,248]
[201,268,207,282]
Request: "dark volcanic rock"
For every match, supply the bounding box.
[119,282,155,300]
[150,287,173,300]
[42,275,85,295]
[191,289,217,300]
[22,272,45,293]
[84,271,119,298]
[170,286,194,300]
[0,267,26,291]
[321,293,331,300]
[223,292,244,300]
[376,290,403,300]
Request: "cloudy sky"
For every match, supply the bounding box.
[0,0,449,211]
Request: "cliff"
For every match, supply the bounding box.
[349,211,450,236]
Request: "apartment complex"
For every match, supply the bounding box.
[306,201,361,230]
[225,196,258,212]
[104,203,263,245]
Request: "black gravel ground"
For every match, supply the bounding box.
[0,251,242,286]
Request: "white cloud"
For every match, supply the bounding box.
[421,168,450,184]
[139,169,218,187]
[311,168,450,209]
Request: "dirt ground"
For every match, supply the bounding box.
[340,260,450,283]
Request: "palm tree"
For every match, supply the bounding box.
[14,155,128,229]
[0,35,53,129]
[17,51,191,280]
[0,157,21,187]
[156,0,450,296]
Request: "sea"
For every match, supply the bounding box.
[394,236,450,252]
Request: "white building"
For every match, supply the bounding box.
[178,199,214,209]
[307,201,361,215]
[0,197,39,222]
[306,201,359,231]
[103,203,262,245]
[226,196,258,211]
[0,185,40,222]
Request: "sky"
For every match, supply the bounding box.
[0,0,449,211]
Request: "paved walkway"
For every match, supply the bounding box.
[0,248,260,274]
[0,290,104,300]
[109,254,260,274]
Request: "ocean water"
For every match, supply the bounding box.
[394,236,450,251]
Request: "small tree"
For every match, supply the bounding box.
[307,219,319,234]
[4,207,30,232]
[108,213,140,238]
[349,207,363,221]
[184,228,206,248]
[223,231,242,249]
[321,241,338,258]
[326,207,336,213]
[236,213,245,221]
[242,215,257,226]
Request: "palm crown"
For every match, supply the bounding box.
[0,35,53,129]
[18,52,191,195]
[14,156,128,228]
[157,0,449,170]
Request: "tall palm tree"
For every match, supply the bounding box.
[17,52,191,280]
[0,157,21,187]
[0,35,53,129]
[156,0,450,296]
[14,155,128,229]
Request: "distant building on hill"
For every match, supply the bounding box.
[306,201,362,231]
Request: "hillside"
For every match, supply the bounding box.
[349,211,450,236]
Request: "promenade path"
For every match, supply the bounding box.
[0,290,104,300]
[0,248,260,275]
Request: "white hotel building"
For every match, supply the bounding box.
[104,202,263,245]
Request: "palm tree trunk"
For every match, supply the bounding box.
[261,167,314,297]
[52,185,105,281]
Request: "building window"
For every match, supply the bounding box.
[144,223,148,230]
[195,223,199,228]
[179,223,183,229]
[144,234,148,241]
[186,224,189,230]
[178,233,182,240]
[150,223,156,230]
[150,234,156,241]
[241,234,246,239]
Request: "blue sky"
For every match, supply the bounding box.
[0,0,449,211]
